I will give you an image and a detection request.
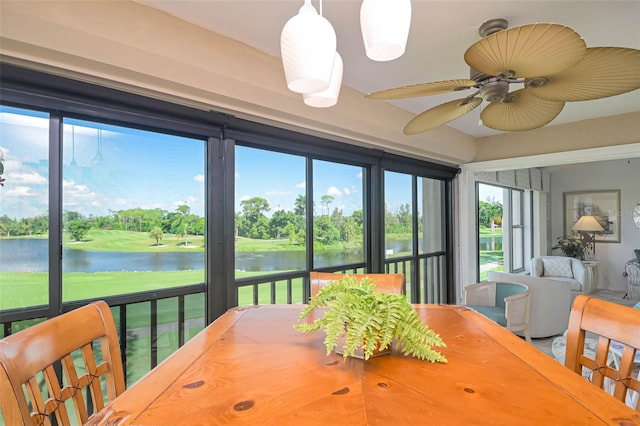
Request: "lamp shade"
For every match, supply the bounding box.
[303,52,343,108]
[280,2,337,93]
[360,0,412,61]
[572,215,605,232]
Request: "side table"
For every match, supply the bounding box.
[581,260,599,294]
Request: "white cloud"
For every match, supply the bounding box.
[240,195,251,201]
[266,190,291,196]
[327,186,342,197]
[3,186,36,197]
[0,112,49,128]
[11,172,47,185]
[356,171,363,179]
[172,196,198,210]
[343,187,351,196]
[63,180,97,199]
[193,174,205,183]
[295,181,306,189]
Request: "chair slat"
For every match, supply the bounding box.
[0,301,125,425]
[564,295,640,411]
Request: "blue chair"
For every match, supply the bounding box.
[464,281,531,343]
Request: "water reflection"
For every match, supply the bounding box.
[1,238,435,273]
[479,237,503,251]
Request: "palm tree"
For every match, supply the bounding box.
[320,195,334,216]
[148,226,164,246]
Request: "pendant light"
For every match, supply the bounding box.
[303,52,343,108]
[360,0,412,62]
[280,0,337,94]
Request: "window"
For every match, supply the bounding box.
[384,171,413,259]
[510,188,525,272]
[61,119,206,302]
[1,64,457,384]
[477,183,529,281]
[0,106,50,311]
[385,171,449,303]
[312,160,364,268]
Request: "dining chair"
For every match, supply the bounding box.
[0,300,125,425]
[464,281,532,343]
[309,272,405,297]
[564,295,640,410]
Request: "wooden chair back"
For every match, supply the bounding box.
[564,295,640,410]
[0,301,125,425]
[309,272,405,297]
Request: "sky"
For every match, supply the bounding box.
[1,106,412,221]
[478,183,504,204]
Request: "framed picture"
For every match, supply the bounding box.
[563,190,620,243]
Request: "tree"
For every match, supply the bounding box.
[174,204,196,246]
[352,210,364,228]
[340,217,357,243]
[149,226,164,246]
[397,203,411,231]
[240,197,271,239]
[269,210,295,239]
[320,195,334,216]
[479,200,503,228]
[241,197,270,223]
[314,215,340,245]
[294,195,306,216]
[67,219,91,242]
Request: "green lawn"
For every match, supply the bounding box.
[0,269,310,311]
[64,229,204,252]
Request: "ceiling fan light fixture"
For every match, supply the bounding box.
[280,0,337,94]
[303,52,343,108]
[360,0,412,62]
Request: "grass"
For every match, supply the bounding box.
[479,226,503,237]
[0,269,310,311]
[64,229,204,252]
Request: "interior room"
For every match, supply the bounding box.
[1,0,639,423]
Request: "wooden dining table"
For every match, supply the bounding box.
[89,304,639,425]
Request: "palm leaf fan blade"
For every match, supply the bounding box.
[404,97,482,135]
[526,47,640,101]
[464,23,586,78]
[366,79,477,100]
[480,89,564,131]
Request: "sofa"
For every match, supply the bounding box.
[530,256,590,298]
[487,271,572,338]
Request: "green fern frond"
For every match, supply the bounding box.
[294,275,447,362]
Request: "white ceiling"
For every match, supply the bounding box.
[137,0,640,138]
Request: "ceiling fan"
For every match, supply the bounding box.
[366,19,640,135]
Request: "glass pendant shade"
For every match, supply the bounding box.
[280,2,337,94]
[360,0,412,61]
[303,53,343,108]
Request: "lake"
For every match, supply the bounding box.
[0,239,415,273]
[479,236,503,251]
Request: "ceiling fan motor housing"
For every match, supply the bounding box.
[480,79,510,103]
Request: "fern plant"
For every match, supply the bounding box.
[294,275,447,362]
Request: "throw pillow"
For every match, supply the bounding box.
[542,258,573,278]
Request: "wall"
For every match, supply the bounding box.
[547,158,640,290]
[1,0,638,167]
[0,0,476,166]
[474,113,640,162]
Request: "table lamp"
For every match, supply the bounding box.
[572,215,605,259]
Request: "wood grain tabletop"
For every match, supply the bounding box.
[88,304,640,425]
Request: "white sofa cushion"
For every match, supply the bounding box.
[542,257,573,278]
[545,276,582,292]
